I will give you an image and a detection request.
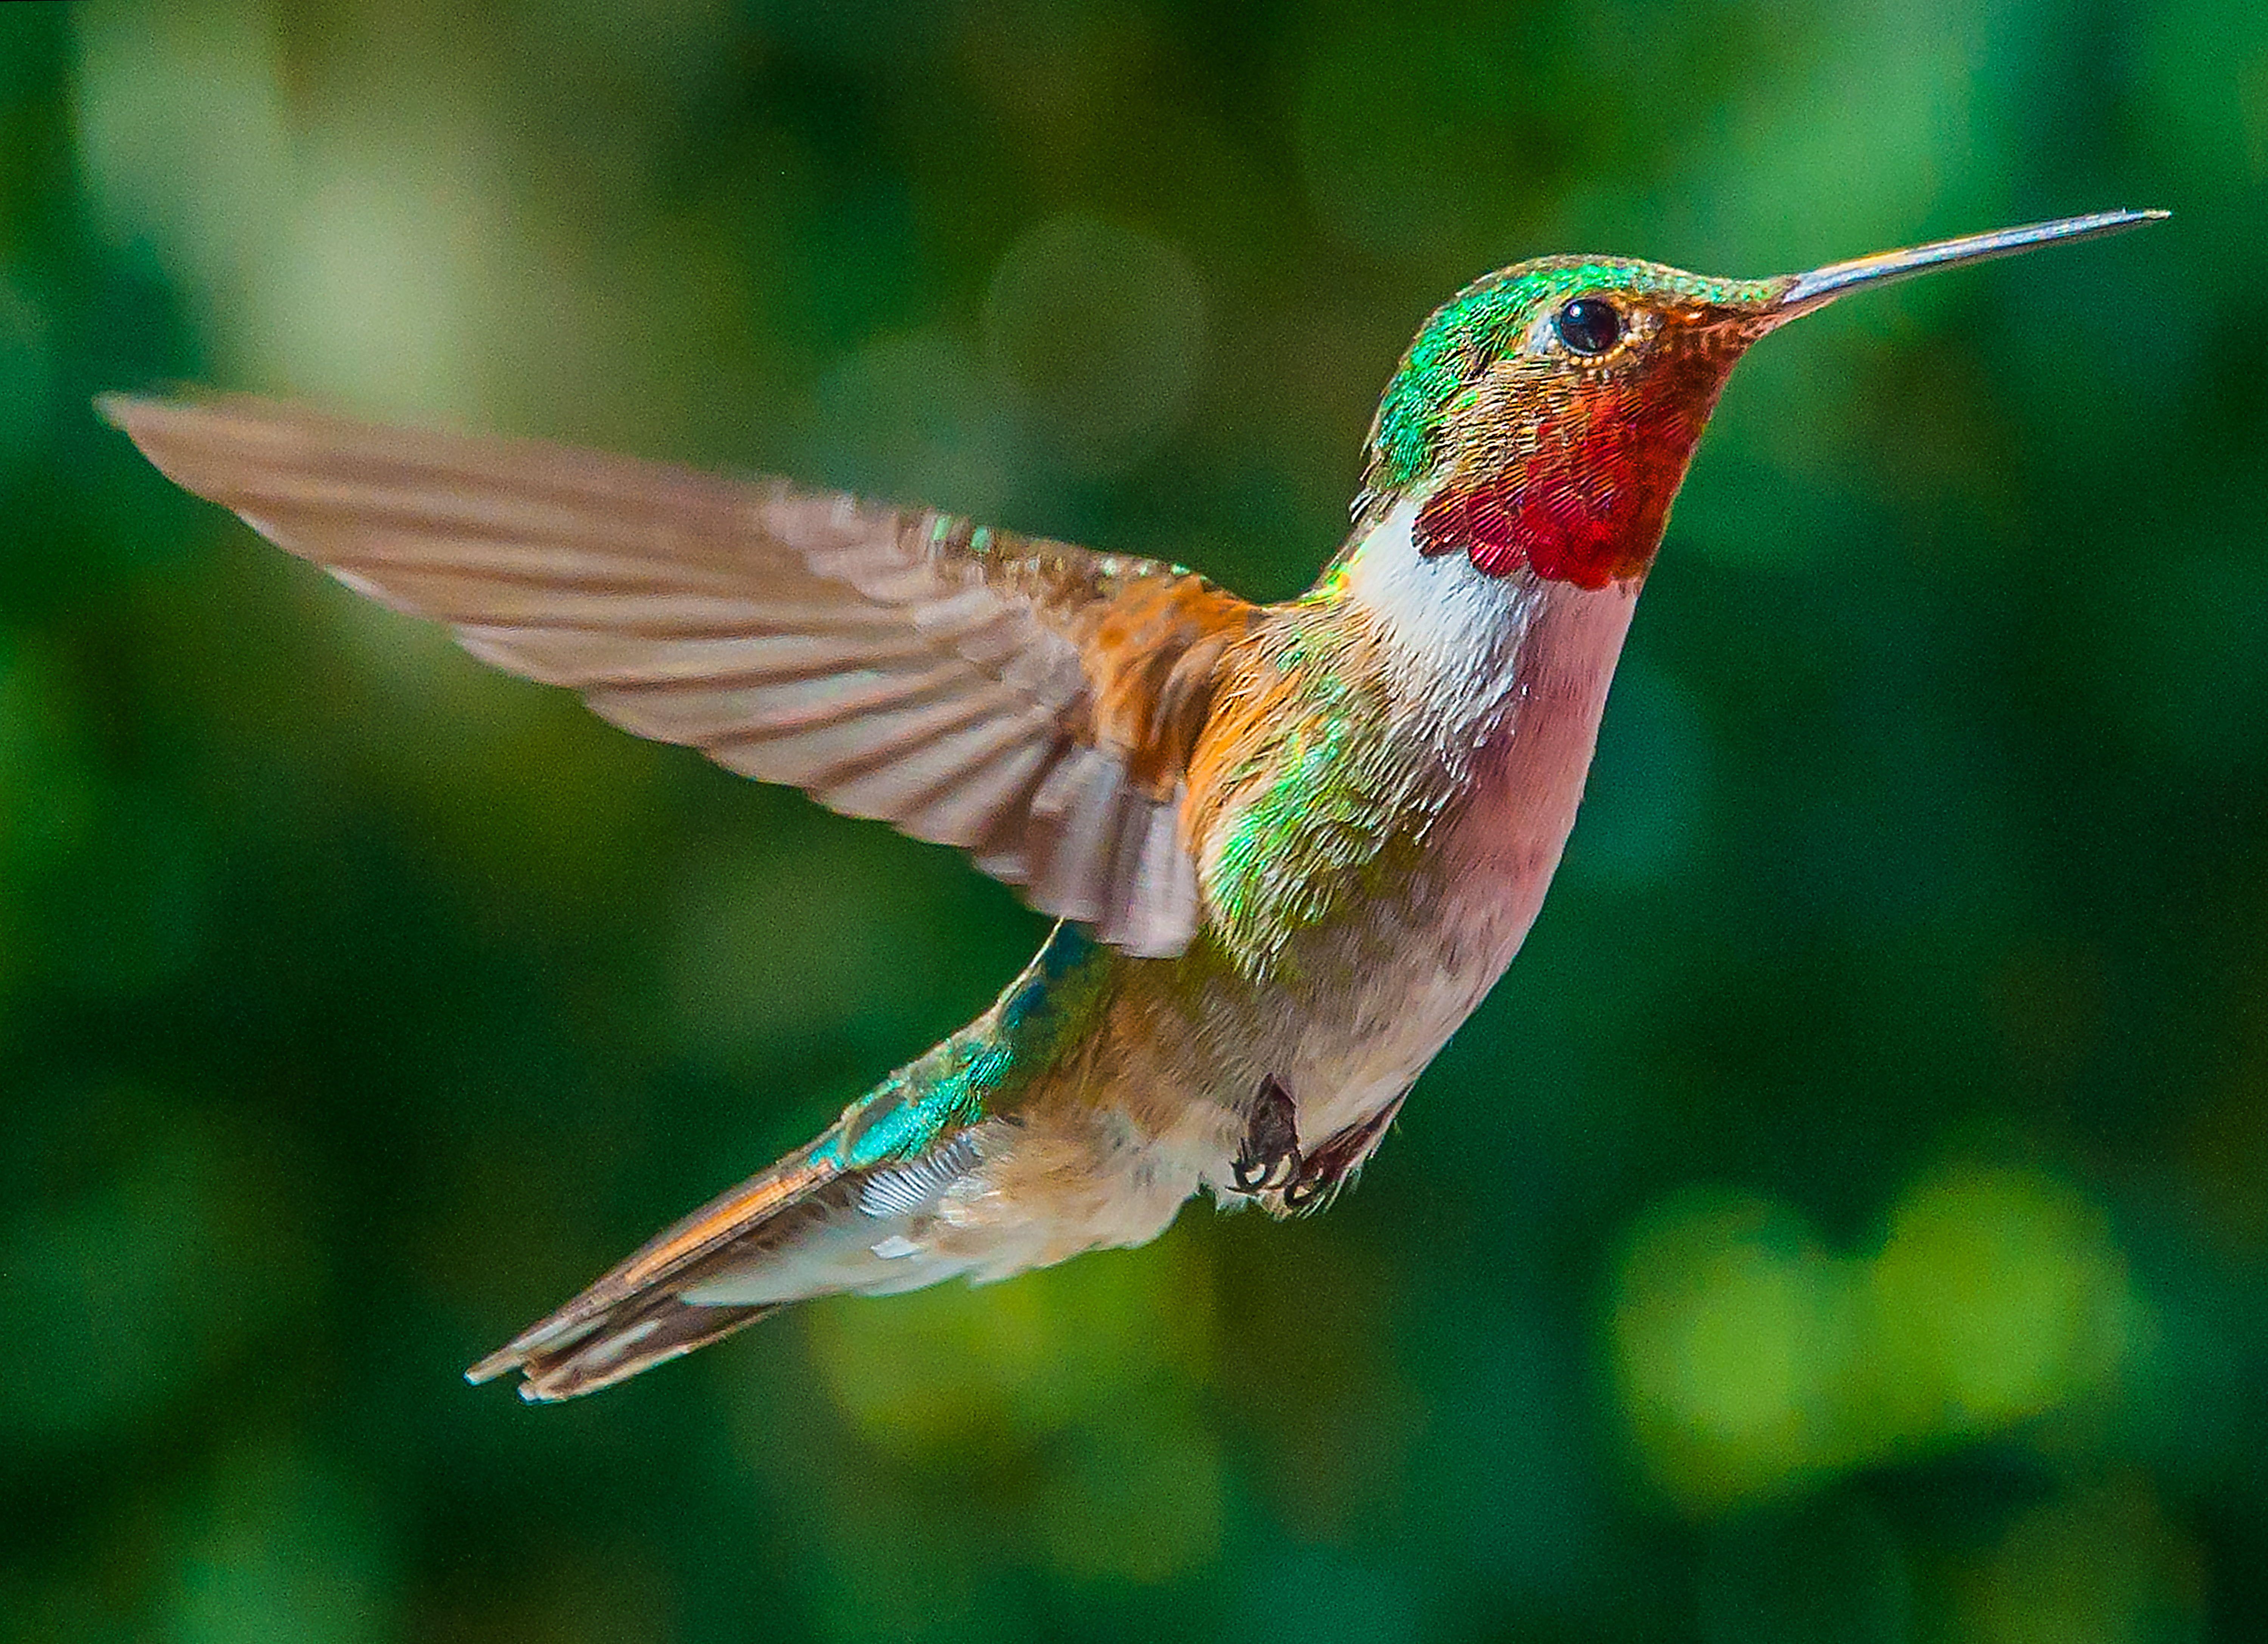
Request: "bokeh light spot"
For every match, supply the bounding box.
[801,1226,1221,1582]
[1613,1164,2142,1511]
[982,214,1205,479]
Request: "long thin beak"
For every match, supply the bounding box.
[1771,209,2168,318]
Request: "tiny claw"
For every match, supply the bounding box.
[1233,1151,1299,1192]
[1233,1075,1302,1195]
[1277,1086,1409,1214]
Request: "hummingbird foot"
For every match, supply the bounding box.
[1275,1086,1410,1215]
[1231,1075,1302,1192]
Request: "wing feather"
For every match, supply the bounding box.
[459,628,948,690]
[102,395,1268,957]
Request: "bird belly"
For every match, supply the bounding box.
[1269,815,1565,1147]
[1269,574,1641,1148]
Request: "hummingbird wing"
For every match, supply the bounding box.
[101,395,1265,955]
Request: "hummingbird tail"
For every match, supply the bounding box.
[465,1139,846,1402]
[469,924,1121,1402]
[466,1089,1017,1399]
[483,1294,779,1402]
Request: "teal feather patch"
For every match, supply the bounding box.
[812,923,1108,1172]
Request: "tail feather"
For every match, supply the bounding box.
[466,932,1081,1401]
[512,1295,777,1402]
[466,1144,845,1400]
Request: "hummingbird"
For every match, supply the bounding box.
[104,208,2161,1401]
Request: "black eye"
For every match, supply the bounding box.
[1554,297,1622,356]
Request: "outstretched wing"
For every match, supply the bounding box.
[103,395,1264,955]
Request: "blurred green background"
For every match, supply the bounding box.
[2,0,2263,1638]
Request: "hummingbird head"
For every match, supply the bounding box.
[1356,211,2164,592]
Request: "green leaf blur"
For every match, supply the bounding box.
[2,1,2260,1639]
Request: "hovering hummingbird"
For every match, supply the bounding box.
[104,208,2161,1401]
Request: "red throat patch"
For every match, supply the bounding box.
[1412,349,1737,590]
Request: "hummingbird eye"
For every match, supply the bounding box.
[1554,297,1623,356]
